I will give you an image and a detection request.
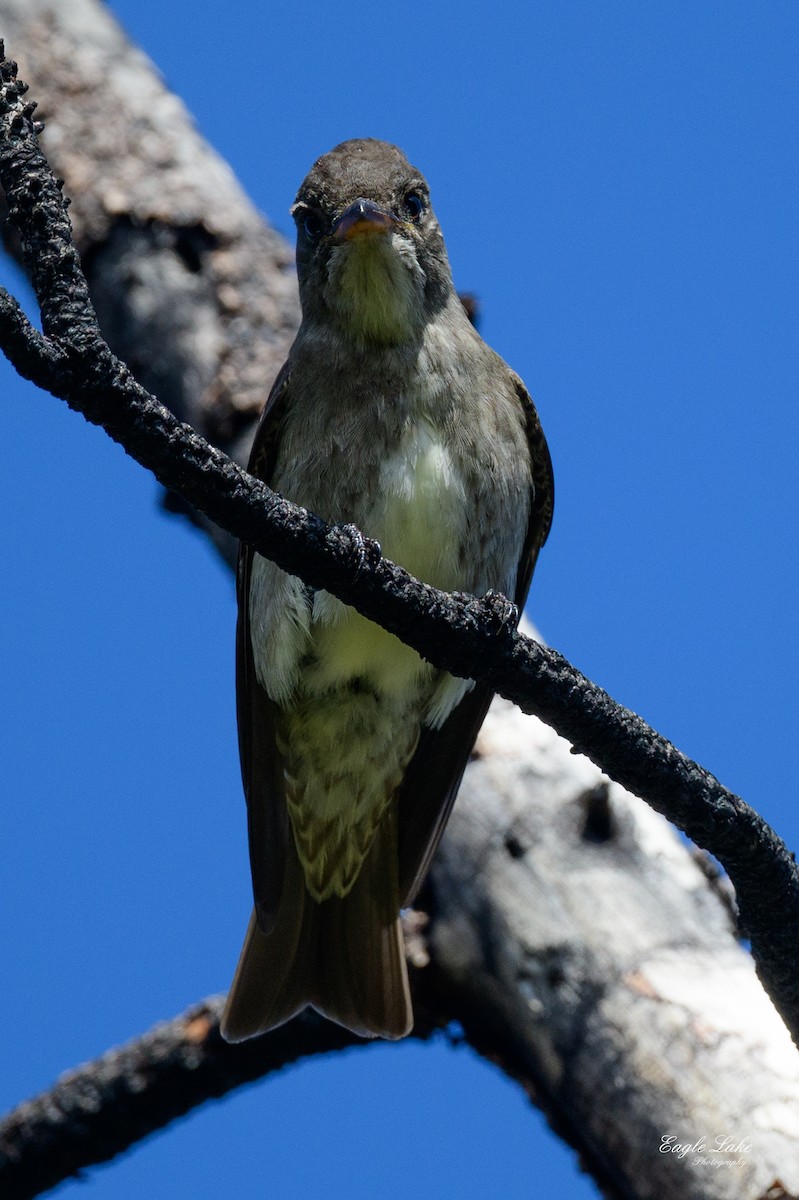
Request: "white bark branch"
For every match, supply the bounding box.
[438,691,799,1198]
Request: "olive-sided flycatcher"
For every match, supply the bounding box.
[221,139,554,1042]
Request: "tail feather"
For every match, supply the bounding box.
[316,812,412,1039]
[221,814,412,1042]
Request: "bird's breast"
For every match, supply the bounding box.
[301,418,469,704]
[372,417,467,588]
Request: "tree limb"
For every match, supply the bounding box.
[0,996,446,1200]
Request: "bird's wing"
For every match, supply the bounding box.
[397,371,554,906]
[396,685,494,906]
[237,364,294,933]
[509,369,555,603]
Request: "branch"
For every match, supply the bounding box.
[0,921,454,1200]
[0,49,798,1064]
[0,990,454,1200]
[0,1000,385,1199]
[2,50,798,1061]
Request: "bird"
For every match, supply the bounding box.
[220,138,553,1042]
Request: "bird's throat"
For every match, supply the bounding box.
[326,234,424,344]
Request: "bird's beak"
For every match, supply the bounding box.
[333,199,396,242]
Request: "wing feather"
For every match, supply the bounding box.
[237,366,294,932]
[397,372,554,905]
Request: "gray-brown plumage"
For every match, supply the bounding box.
[221,139,553,1042]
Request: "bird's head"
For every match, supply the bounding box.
[291,139,455,345]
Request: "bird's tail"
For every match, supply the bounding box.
[221,816,412,1042]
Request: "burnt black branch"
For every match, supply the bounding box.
[1,45,799,1180]
[0,999,404,1200]
[0,960,448,1199]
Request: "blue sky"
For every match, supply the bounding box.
[2,2,798,1196]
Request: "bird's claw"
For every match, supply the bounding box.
[480,589,519,634]
[333,522,382,577]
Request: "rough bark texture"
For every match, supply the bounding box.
[434,699,799,1200]
[1,5,798,1199]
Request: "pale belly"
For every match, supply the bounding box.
[251,418,473,723]
[250,421,475,898]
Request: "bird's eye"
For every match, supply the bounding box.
[301,210,325,241]
[405,192,425,222]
